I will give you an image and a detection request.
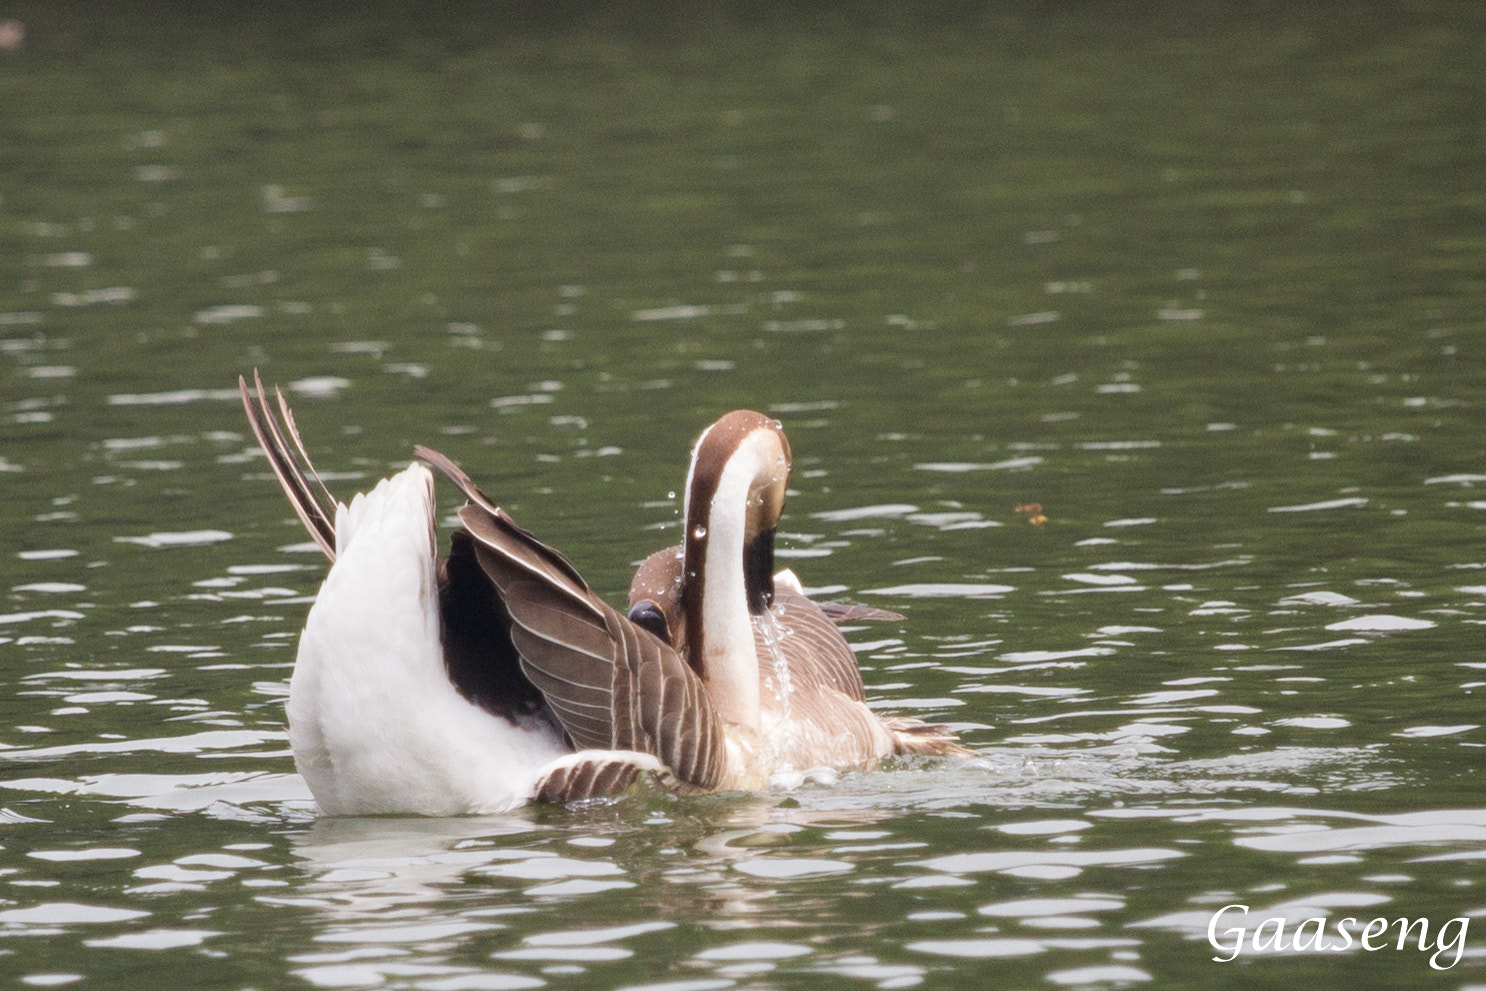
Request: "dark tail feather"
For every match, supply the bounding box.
[239,371,338,561]
[275,385,338,515]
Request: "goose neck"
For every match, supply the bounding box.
[681,416,790,732]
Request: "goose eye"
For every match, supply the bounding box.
[628,601,672,644]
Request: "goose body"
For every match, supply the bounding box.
[626,548,951,788]
[241,375,962,816]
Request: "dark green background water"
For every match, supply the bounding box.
[1,3,1483,988]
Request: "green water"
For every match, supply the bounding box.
[2,3,1484,988]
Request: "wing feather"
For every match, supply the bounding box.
[533,752,657,803]
[816,602,906,623]
[421,448,728,789]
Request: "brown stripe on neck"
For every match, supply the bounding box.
[681,419,738,678]
[680,410,786,678]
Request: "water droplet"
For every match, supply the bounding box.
[692,525,707,540]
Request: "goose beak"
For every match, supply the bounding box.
[744,527,775,614]
[741,423,788,616]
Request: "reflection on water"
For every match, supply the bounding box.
[2,1,1484,988]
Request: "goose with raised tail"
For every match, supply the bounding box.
[240,373,965,816]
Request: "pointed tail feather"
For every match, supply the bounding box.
[816,602,907,624]
[883,716,973,758]
[276,385,338,514]
[239,371,338,560]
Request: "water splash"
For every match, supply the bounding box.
[754,608,793,722]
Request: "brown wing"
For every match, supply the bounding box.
[438,528,547,724]
[816,602,906,623]
[770,587,968,758]
[534,754,646,804]
[626,548,909,711]
[768,585,869,703]
[417,446,727,790]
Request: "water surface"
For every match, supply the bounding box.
[1,4,1484,988]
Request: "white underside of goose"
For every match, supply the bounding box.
[289,465,572,815]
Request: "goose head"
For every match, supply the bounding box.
[678,410,791,731]
[627,544,685,647]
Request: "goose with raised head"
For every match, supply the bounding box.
[240,374,964,816]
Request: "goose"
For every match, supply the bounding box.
[239,374,964,816]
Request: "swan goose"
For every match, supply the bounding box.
[240,374,963,815]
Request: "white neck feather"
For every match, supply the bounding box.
[690,430,780,733]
